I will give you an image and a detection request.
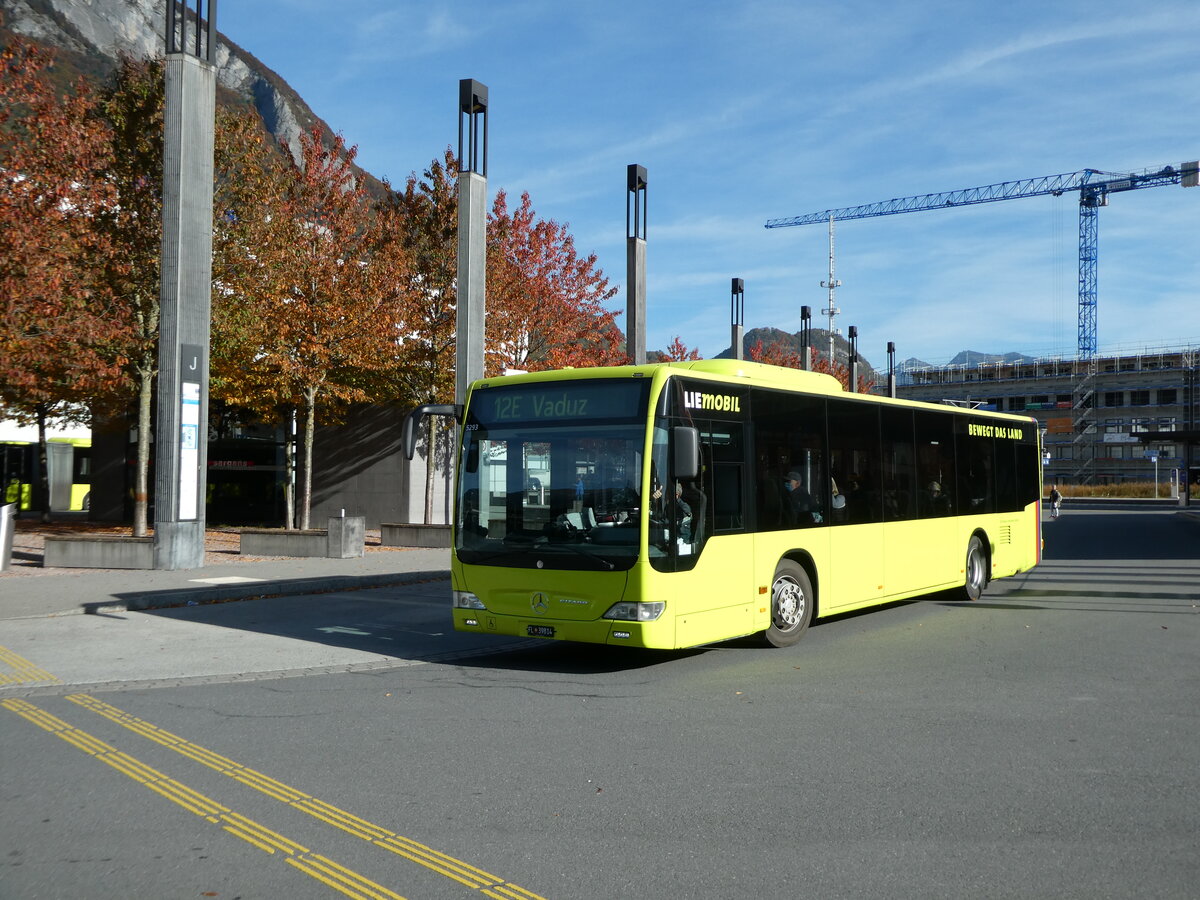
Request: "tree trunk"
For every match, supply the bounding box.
[284,406,296,530]
[423,416,435,524]
[35,403,50,523]
[299,389,316,531]
[133,363,153,537]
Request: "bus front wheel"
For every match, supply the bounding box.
[962,535,987,601]
[764,561,813,647]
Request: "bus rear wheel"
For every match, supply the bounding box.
[764,560,813,647]
[962,535,987,601]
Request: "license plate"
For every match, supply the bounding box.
[527,624,555,638]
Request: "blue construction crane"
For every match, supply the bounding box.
[766,161,1198,358]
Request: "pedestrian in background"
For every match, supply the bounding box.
[1049,484,1062,519]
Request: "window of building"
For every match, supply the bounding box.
[1129,390,1150,406]
[1031,395,1049,405]
[1103,391,1123,407]
[1158,389,1177,405]
[1009,397,1024,411]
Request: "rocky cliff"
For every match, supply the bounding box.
[0,0,324,162]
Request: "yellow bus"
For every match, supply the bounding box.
[405,360,1042,649]
[1,438,91,512]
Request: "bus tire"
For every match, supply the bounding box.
[764,560,813,647]
[962,535,987,601]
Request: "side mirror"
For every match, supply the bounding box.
[673,426,700,480]
[402,404,461,460]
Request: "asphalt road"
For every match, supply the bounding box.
[2,506,1198,899]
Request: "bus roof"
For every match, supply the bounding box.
[471,361,1035,424]
[477,359,844,394]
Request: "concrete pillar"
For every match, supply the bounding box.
[730,278,744,361]
[154,5,216,570]
[848,325,859,393]
[626,165,647,365]
[800,306,812,372]
[456,79,487,406]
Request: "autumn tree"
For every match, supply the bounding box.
[93,54,164,535]
[207,104,301,522]
[658,336,702,361]
[226,125,397,529]
[374,150,459,524]
[0,36,124,519]
[749,339,876,392]
[486,189,623,373]
[748,338,805,369]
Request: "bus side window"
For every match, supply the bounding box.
[828,398,882,524]
[881,407,917,520]
[751,389,826,532]
[915,410,956,518]
[956,419,996,514]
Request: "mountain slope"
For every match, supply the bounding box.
[0,0,327,162]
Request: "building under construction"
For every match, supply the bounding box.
[893,346,1200,489]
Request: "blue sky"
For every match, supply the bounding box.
[220,1,1199,366]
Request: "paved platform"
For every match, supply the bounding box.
[0,524,451,621]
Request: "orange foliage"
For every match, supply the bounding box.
[486,189,622,374]
[748,340,877,393]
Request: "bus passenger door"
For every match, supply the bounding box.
[671,423,756,647]
[826,403,885,610]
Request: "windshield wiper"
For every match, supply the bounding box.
[502,533,548,547]
[544,540,616,571]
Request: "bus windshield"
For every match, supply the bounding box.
[456,378,651,571]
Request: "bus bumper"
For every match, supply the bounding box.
[452,608,675,648]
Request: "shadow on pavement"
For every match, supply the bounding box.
[67,507,1197,677]
[449,640,703,674]
[1042,509,1200,561]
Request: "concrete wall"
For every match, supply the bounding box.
[381,523,452,548]
[44,536,154,569]
[86,404,453,529]
[310,405,451,529]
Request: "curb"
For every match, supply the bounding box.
[23,569,451,619]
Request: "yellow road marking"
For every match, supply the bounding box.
[0,644,60,686]
[66,693,546,899]
[2,698,406,900]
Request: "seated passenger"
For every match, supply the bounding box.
[924,480,951,516]
[784,471,822,525]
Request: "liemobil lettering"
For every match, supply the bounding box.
[682,390,741,413]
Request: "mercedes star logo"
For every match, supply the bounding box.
[530,592,549,615]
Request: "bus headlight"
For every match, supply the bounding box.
[602,601,665,622]
[452,591,486,610]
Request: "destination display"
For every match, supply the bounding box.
[469,379,649,427]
